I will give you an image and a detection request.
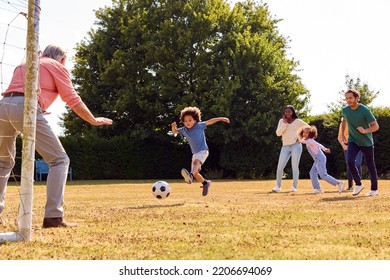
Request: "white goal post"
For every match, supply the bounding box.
[0,0,40,243]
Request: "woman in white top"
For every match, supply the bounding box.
[273,105,308,192]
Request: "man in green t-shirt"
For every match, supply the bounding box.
[340,89,379,196]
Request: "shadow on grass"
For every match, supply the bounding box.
[254,191,368,201]
[253,191,308,195]
[254,191,316,195]
[125,203,185,210]
[320,196,366,202]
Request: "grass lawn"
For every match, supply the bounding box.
[1,179,389,260]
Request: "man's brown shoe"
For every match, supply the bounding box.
[42,217,78,228]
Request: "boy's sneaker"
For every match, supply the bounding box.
[338,181,345,194]
[291,186,297,192]
[181,168,193,184]
[366,190,378,197]
[347,186,353,191]
[352,184,364,196]
[312,189,324,194]
[201,180,211,196]
[272,186,281,192]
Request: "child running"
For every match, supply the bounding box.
[171,106,230,196]
[299,125,345,194]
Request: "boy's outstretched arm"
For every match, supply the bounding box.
[171,121,179,135]
[205,117,230,126]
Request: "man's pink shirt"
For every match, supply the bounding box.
[2,57,81,111]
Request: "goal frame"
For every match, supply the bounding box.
[0,0,40,243]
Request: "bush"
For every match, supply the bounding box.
[30,108,390,180]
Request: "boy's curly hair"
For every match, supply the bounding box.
[180,106,202,123]
[299,125,318,139]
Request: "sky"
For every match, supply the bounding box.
[1,0,390,136]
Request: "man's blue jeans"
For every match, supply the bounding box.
[347,141,378,190]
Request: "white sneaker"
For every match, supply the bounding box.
[181,168,193,184]
[366,190,378,197]
[312,189,324,194]
[291,186,297,192]
[352,184,364,196]
[272,186,281,192]
[338,181,345,194]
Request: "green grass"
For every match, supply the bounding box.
[1,179,390,260]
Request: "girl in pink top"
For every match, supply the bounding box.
[299,126,345,194]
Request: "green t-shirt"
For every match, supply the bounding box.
[342,104,376,147]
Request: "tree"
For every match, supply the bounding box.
[331,75,378,109]
[326,74,380,126]
[63,0,309,178]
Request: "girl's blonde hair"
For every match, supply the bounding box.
[299,125,318,139]
[180,106,202,123]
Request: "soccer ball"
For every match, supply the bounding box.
[152,181,171,199]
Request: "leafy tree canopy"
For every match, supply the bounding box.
[63,0,309,148]
[325,74,379,127]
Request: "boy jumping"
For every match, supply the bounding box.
[171,106,230,196]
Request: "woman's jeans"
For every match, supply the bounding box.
[276,142,302,188]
